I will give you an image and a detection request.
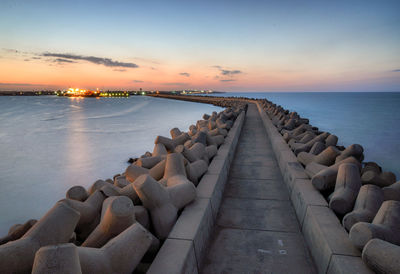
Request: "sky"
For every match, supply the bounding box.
[0,0,399,92]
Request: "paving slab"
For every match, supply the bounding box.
[224,178,289,201]
[217,197,300,232]
[202,227,316,274]
[231,157,277,167]
[229,164,282,180]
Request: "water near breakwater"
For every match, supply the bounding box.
[209,92,400,179]
[0,96,222,235]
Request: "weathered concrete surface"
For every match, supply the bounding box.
[201,104,316,273]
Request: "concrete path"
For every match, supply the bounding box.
[201,104,316,273]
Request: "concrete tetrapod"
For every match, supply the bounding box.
[155,133,190,152]
[361,170,396,188]
[79,223,153,274]
[288,131,315,147]
[349,200,400,250]
[114,175,129,188]
[342,184,384,231]
[311,156,362,191]
[66,186,89,202]
[88,179,112,194]
[62,190,107,238]
[163,153,197,210]
[382,181,400,201]
[0,201,80,273]
[329,163,362,215]
[297,146,340,167]
[32,243,82,274]
[205,145,218,160]
[82,196,135,248]
[94,181,140,205]
[136,156,163,169]
[361,162,381,175]
[152,143,168,157]
[325,134,338,146]
[282,123,313,142]
[336,144,364,163]
[0,219,37,245]
[309,141,326,155]
[170,127,182,139]
[125,159,166,182]
[133,174,178,240]
[186,159,209,186]
[183,142,206,163]
[362,238,400,274]
[292,132,330,155]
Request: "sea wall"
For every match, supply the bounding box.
[0,98,247,273]
[153,94,399,274]
[256,98,399,274]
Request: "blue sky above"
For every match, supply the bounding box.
[0,0,399,91]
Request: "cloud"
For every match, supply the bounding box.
[54,58,76,63]
[220,79,236,82]
[133,80,144,83]
[213,66,243,82]
[113,68,127,72]
[2,48,19,53]
[32,57,41,60]
[179,72,190,77]
[162,82,187,86]
[0,82,43,86]
[42,52,139,68]
[392,69,400,72]
[220,69,241,76]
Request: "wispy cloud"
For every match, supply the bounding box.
[133,80,144,83]
[179,72,190,77]
[220,79,236,82]
[54,58,76,64]
[2,48,19,53]
[113,68,127,72]
[392,69,400,72]
[220,69,241,76]
[162,82,187,86]
[42,52,139,68]
[213,65,242,82]
[0,82,44,86]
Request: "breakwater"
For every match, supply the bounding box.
[151,94,400,273]
[0,97,247,273]
[0,93,398,273]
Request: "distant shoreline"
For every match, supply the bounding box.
[0,90,226,96]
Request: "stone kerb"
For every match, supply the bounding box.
[147,111,245,274]
[255,101,371,274]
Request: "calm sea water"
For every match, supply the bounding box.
[213,92,400,179]
[0,96,222,235]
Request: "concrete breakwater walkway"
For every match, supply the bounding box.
[202,104,316,273]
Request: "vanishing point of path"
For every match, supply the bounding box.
[201,104,317,273]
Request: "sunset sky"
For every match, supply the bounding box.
[0,0,399,91]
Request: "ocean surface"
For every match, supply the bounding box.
[212,92,400,178]
[0,96,222,235]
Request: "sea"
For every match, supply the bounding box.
[0,95,222,235]
[0,92,399,235]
